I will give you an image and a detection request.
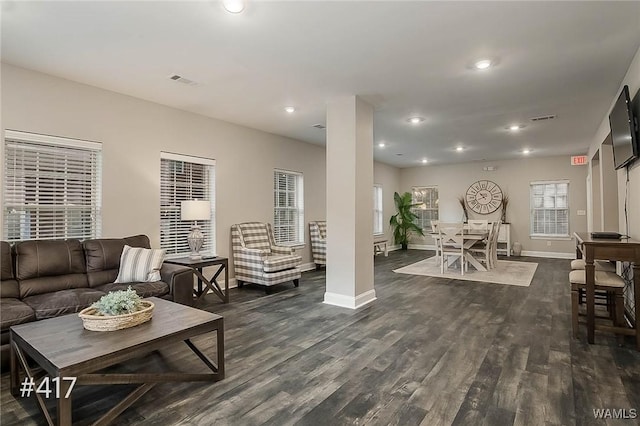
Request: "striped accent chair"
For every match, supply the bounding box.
[231,222,301,293]
[309,221,326,270]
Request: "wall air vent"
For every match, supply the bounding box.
[530,114,556,122]
[312,124,326,130]
[168,74,199,86]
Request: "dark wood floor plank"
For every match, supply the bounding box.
[2,251,640,426]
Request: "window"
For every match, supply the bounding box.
[273,169,304,245]
[412,186,439,229]
[3,130,102,242]
[530,180,569,237]
[160,152,215,257]
[373,185,383,235]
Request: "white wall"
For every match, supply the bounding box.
[588,45,640,240]
[0,64,402,277]
[400,156,588,255]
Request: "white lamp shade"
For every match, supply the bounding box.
[181,200,211,221]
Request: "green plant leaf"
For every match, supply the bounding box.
[389,191,424,246]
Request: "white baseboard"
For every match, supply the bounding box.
[520,250,575,259]
[299,262,316,272]
[388,244,402,252]
[323,289,377,309]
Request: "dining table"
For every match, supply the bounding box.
[430,230,489,272]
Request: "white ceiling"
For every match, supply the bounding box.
[2,1,640,167]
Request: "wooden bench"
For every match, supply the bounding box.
[374,239,388,257]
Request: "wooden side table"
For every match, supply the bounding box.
[165,257,229,303]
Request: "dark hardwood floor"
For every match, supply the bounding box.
[2,250,639,425]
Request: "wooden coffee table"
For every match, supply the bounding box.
[9,297,224,426]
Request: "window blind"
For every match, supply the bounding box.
[374,185,383,234]
[273,169,304,245]
[160,152,215,257]
[530,181,569,237]
[3,130,102,242]
[412,186,439,229]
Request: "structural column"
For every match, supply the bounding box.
[324,96,376,309]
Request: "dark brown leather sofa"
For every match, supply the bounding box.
[0,235,194,370]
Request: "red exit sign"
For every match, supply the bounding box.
[571,155,588,165]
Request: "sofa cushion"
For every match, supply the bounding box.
[96,281,169,299]
[15,239,86,280]
[263,254,301,273]
[237,223,272,252]
[83,235,151,287]
[0,279,20,299]
[1,241,14,281]
[22,288,106,320]
[1,298,36,331]
[115,246,165,283]
[1,241,20,299]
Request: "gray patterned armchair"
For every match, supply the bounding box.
[231,222,301,293]
[309,221,326,270]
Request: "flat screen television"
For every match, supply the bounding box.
[609,85,639,169]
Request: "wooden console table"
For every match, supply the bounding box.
[165,257,229,304]
[574,232,640,350]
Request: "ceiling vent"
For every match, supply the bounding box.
[530,114,556,122]
[311,124,326,130]
[168,74,199,86]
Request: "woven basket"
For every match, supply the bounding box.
[78,300,154,332]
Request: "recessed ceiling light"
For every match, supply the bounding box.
[522,149,531,155]
[507,124,527,132]
[284,106,296,113]
[408,117,425,125]
[474,59,492,70]
[378,142,386,148]
[421,158,428,164]
[223,0,245,13]
[456,146,464,152]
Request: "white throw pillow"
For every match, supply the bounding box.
[114,245,166,283]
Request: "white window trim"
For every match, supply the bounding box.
[5,130,102,151]
[273,169,304,245]
[374,184,384,236]
[529,180,570,238]
[3,130,103,242]
[160,152,216,258]
[412,185,439,230]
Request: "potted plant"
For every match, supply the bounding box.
[458,196,469,222]
[79,286,154,332]
[501,195,509,223]
[389,191,425,250]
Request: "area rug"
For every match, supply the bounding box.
[393,256,538,287]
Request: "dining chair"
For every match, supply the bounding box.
[489,220,502,268]
[431,220,441,264]
[468,219,489,252]
[438,222,475,275]
[468,220,499,269]
[569,269,625,343]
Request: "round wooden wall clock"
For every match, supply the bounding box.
[465,180,503,215]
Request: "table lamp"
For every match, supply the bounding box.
[181,199,210,259]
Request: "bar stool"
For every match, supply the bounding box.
[571,259,617,309]
[570,259,616,272]
[569,270,625,341]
